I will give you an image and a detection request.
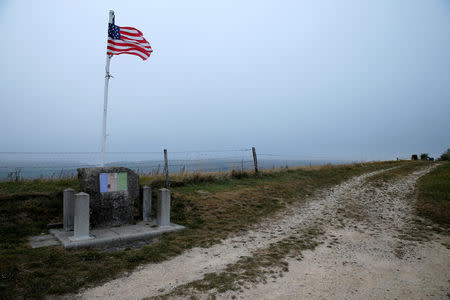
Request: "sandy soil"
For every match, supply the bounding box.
[71,165,449,300]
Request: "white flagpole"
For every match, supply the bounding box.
[101,10,115,167]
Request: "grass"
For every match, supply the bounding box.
[155,226,324,299]
[415,162,450,228]
[0,161,403,299]
[0,178,78,196]
[364,160,431,186]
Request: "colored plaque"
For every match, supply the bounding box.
[99,172,128,193]
[99,173,108,193]
[118,172,128,191]
[107,173,118,192]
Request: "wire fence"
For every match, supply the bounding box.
[0,148,353,181]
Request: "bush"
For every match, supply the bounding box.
[420,153,429,161]
[439,153,450,161]
[411,154,418,160]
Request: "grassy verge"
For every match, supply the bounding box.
[415,162,450,228]
[364,161,431,186]
[0,178,78,196]
[0,161,402,299]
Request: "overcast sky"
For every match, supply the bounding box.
[0,0,449,162]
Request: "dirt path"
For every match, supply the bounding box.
[72,165,449,299]
[223,165,450,300]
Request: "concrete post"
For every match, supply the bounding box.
[70,192,92,241]
[143,186,151,222]
[157,188,171,226]
[63,188,75,231]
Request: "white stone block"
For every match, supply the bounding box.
[70,192,93,241]
[157,188,171,226]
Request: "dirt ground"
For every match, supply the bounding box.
[71,165,449,300]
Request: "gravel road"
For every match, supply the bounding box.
[227,165,449,300]
[71,165,449,300]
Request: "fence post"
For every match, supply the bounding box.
[142,186,151,222]
[164,149,169,188]
[63,188,75,231]
[252,147,259,176]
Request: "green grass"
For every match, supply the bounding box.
[416,162,450,228]
[0,161,402,299]
[0,178,78,196]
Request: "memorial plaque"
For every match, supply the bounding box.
[100,172,128,192]
[77,167,139,228]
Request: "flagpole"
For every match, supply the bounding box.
[101,10,115,167]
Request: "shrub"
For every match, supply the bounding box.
[439,153,450,161]
[420,153,429,161]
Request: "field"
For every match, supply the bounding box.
[0,160,447,299]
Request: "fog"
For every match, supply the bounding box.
[1,0,449,163]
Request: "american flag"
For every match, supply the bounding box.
[107,20,152,60]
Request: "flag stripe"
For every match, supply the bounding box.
[108,39,151,53]
[107,44,151,54]
[107,48,151,60]
[107,45,150,54]
[107,49,149,58]
[110,36,150,47]
[107,49,149,60]
[120,35,151,46]
[118,37,151,49]
[107,47,151,59]
[120,27,143,34]
[108,40,152,52]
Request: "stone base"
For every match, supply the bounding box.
[68,235,94,242]
[29,234,61,248]
[49,221,185,250]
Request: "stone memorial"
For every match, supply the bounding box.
[77,166,139,228]
[40,172,186,249]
